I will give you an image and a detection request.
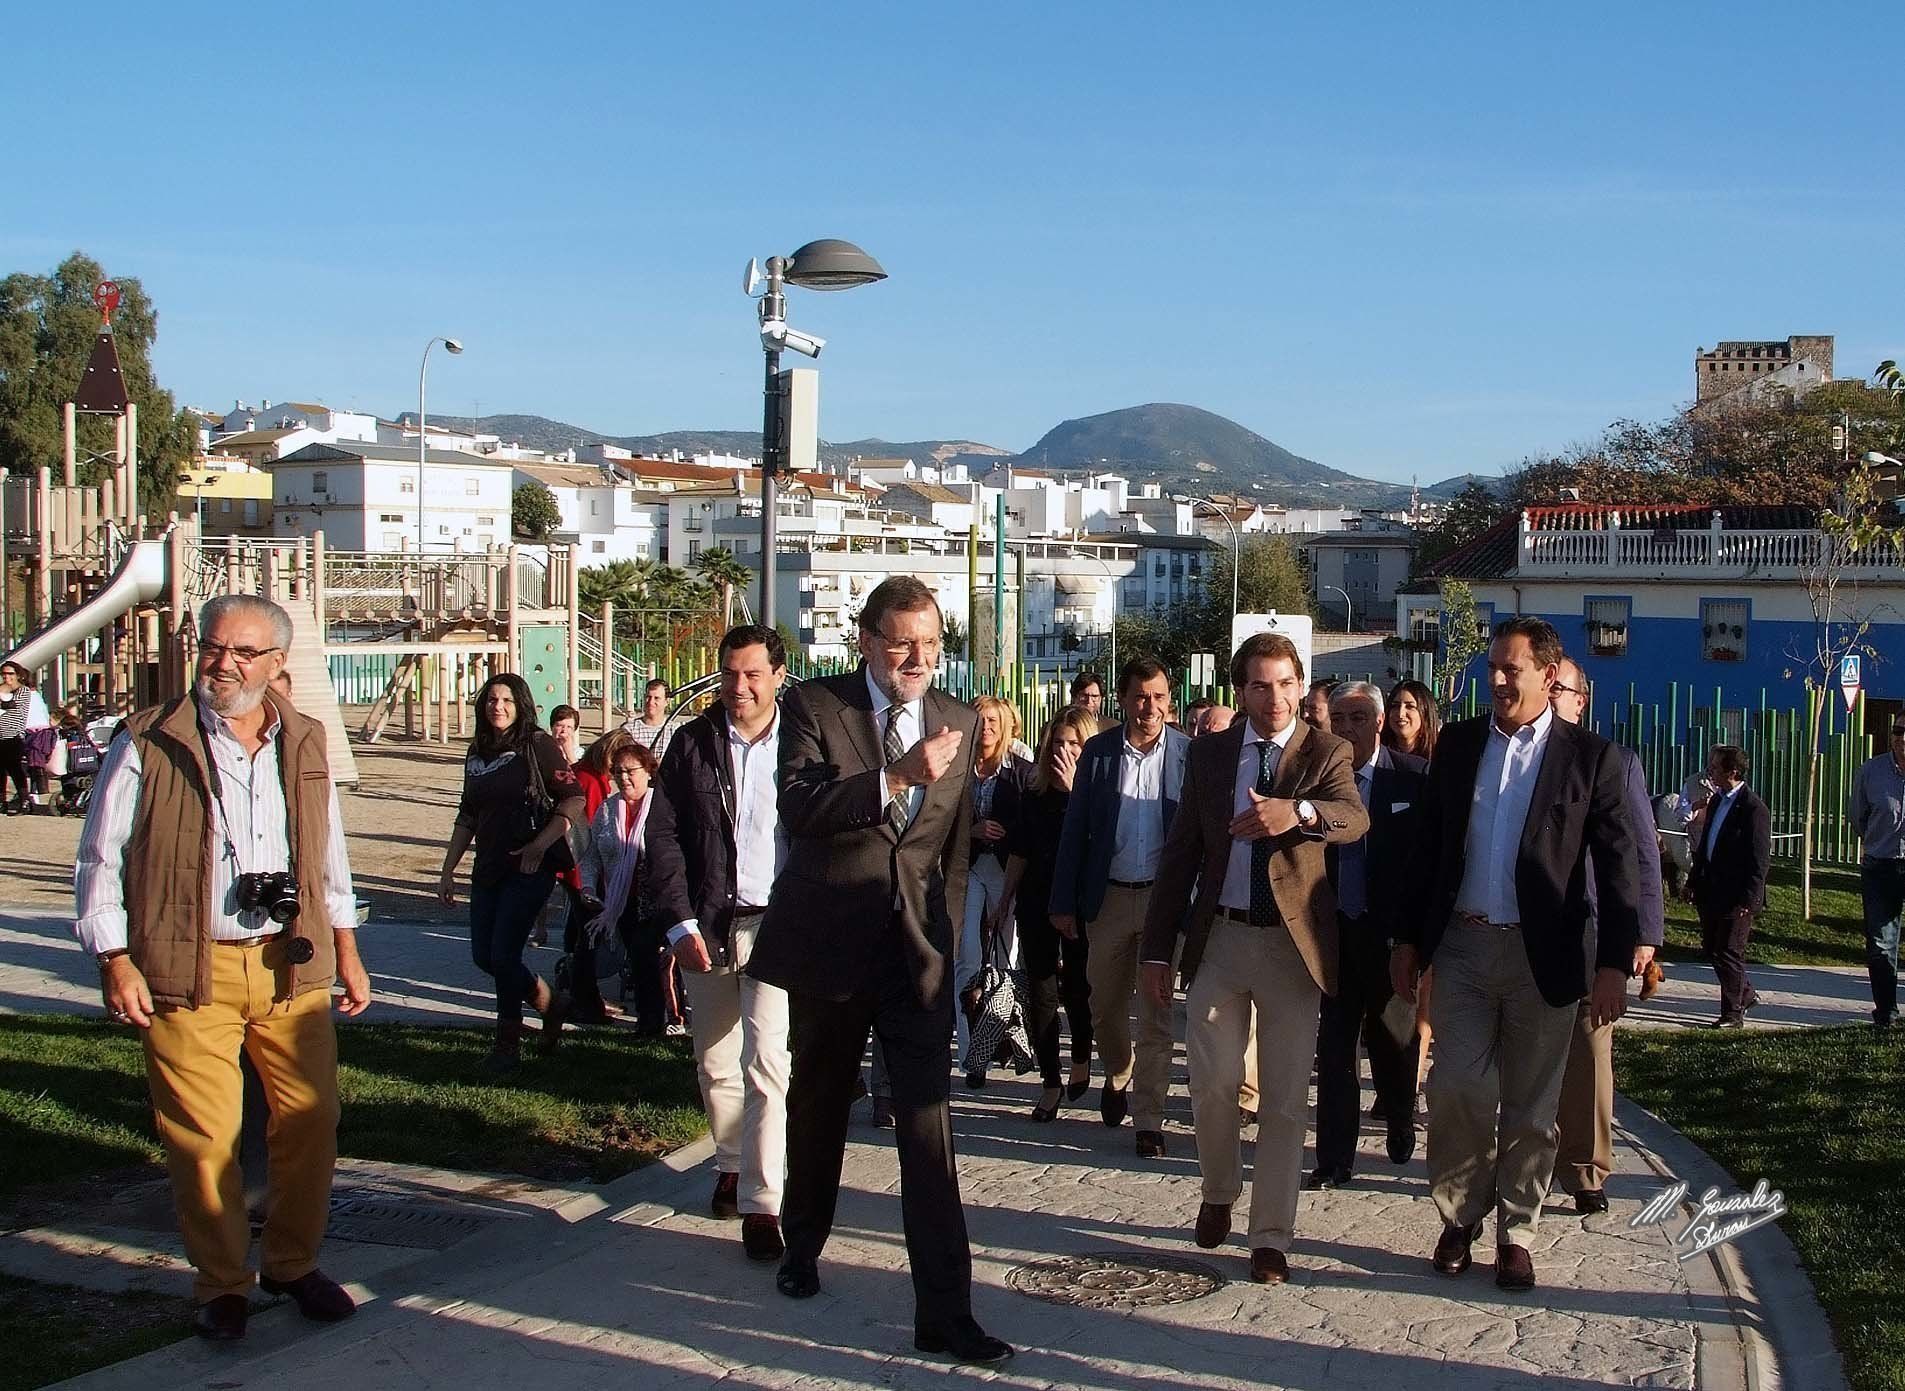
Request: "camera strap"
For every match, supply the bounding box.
[194,701,295,881]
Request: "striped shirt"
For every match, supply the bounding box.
[622,717,672,760]
[73,698,358,956]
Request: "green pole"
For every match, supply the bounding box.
[993,494,1006,688]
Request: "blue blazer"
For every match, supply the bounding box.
[1049,723,1190,923]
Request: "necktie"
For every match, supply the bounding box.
[883,705,910,835]
[1250,740,1280,925]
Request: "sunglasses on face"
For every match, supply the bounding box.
[1891,726,1905,736]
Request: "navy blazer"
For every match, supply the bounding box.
[1689,782,1772,916]
[1049,723,1190,923]
[1326,748,1430,943]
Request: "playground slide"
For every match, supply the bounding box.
[3,539,169,675]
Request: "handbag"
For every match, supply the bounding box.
[515,735,576,873]
[961,936,1037,1076]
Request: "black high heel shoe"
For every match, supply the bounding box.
[1031,1087,1062,1123]
[1065,1075,1091,1102]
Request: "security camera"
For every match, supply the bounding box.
[760,319,825,359]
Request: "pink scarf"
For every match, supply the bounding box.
[586,790,651,940]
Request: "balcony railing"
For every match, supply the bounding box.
[1517,512,1902,578]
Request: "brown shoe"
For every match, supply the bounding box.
[741,1213,784,1262]
[1135,1129,1167,1159]
[260,1268,356,1321]
[192,1294,249,1340]
[1639,960,1666,1001]
[1249,1248,1289,1284]
[1432,1220,1483,1275]
[710,1171,740,1220]
[1194,1201,1232,1249]
[1495,1244,1536,1291]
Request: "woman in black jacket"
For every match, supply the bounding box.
[437,673,586,1074]
[996,706,1099,1120]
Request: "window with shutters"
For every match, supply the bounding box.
[1701,598,1749,662]
[1585,597,1630,658]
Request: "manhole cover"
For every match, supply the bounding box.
[322,1191,493,1250]
[1007,1251,1226,1308]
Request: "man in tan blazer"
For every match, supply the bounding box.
[1142,632,1366,1284]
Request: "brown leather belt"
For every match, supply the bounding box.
[1457,910,1518,930]
[1108,878,1153,890]
[732,905,767,919]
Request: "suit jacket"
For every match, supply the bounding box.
[1689,783,1771,916]
[644,706,750,952]
[972,753,1037,868]
[1325,747,1430,943]
[1399,713,1645,1007]
[1049,723,1190,922]
[746,669,977,1008]
[1140,720,1368,994]
[1589,748,1666,951]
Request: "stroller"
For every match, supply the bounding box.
[55,726,104,816]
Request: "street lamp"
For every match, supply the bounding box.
[178,470,209,537]
[1175,493,1240,632]
[1321,584,1353,633]
[744,240,885,628]
[418,336,463,554]
[1067,544,1122,682]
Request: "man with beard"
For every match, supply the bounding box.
[75,595,370,1342]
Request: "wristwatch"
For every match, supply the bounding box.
[1296,799,1318,829]
[96,948,130,966]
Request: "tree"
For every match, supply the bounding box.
[941,612,968,659]
[1784,463,1905,918]
[694,546,753,628]
[0,251,194,522]
[512,480,560,539]
[1434,579,1487,708]
[577,559,646,613]
[1191,534,1312,661]
[1412,480,1512,574]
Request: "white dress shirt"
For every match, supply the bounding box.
[74,698,358,956]
[1108,731,1169,882]
[1453,706,1555,925]
[867,668,925,829]
[668,708,786,947]
[1705,781,1744,858]
[1218,719,1299,910]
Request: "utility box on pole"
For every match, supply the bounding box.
[780,368,819,477]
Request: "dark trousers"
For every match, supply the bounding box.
[1698,902,1757,1019]
[0,736,26,802]
[1314,914,1419,1172]
[561,886,604,1017]
[619,904,668,1034]
[469,868,556,1025]
[1861,857,1905,1023]
[782,963,972,1326]
[1027,930,1093,1087]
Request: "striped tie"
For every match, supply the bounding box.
[1250,739,1281,926]
[883,705,910,835]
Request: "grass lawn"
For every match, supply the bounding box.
[1619,1023,1905,1391]
[0,1274,189,1391]
[1659,862,1869,967]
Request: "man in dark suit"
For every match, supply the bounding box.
[1391,617,1644,1293]
[1050,658,1190,1156]
[1140,632,1367,1284]
[1311,680,1429,1188]
[1688,743,1772,1028]
[746,577,1009,1367]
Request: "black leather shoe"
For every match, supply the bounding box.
[1432,1220,1484,1276]
[1194,1201,1232,1249]
[871,1098,897,1129]
[711,1171,740,1219]
[1249,1247,1289,1284]
[742,1214,784,1262]
[1575,1188,1610,1215]
[776,1257,819,1299]
[1101,1083,1129,1128]
[192,1294,249,1341]
[1304,1165,1353,1189]
[915,1315,1014,1365]
[1386,1118,1417,1165]
[259,1268,356,1321]
[1135,1128,1166,1158]
[1495,1244,1536,1291]
[1709,1015,1745,1029]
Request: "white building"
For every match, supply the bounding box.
[513,462,665,563]
[269,441,512,552]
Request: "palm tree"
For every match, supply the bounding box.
[695,546,754,627]
[578,560,644,613]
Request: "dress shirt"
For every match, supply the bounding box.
[1218,718,1299,910]
[1335,744,1386,919]
[1453,706,1554,925]
[1705,781,1744,858]
[1108,730,1168,882]
[668,709,786,947]
[622,716,671,760]
[1851,754,1905,860]
[74,698,358,956]
[866,668,925,828]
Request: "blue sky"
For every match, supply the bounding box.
[8,2,1902,485]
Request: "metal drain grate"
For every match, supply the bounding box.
[1007,1251,1227,1309]
[323,1191,494,1249]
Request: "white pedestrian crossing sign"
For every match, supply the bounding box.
[1839,653,1861,713]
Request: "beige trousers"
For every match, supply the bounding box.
[1184,918,1320,1251]
[143,939,339,1303]
[1084,883,1175,1131]
[1426,917,1577,1249]
[681,919,791,1215]
[1553,1001,1614,1195]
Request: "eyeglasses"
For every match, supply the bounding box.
[198,640,282,667]
[1550,684,1586,697]
[1891,726,1905,736]
[612,765,647,779]
[876,637,941,660]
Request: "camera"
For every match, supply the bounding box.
[236,870,301,925]
[759,319,825,359]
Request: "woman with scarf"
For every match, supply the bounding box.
[438,673,586,1075]
[579,741,664,1032]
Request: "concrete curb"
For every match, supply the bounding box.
[1615,1093,1850,1391]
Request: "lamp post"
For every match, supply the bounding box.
[178,471,208,537]
[745,240,885,628]
[1177,493,1240,631]
[417,336,463,554]
[1068,544,1121,682]
[1321,584,1353,633]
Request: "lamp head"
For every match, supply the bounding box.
[443,338,464,354]
[783,239,886,291]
